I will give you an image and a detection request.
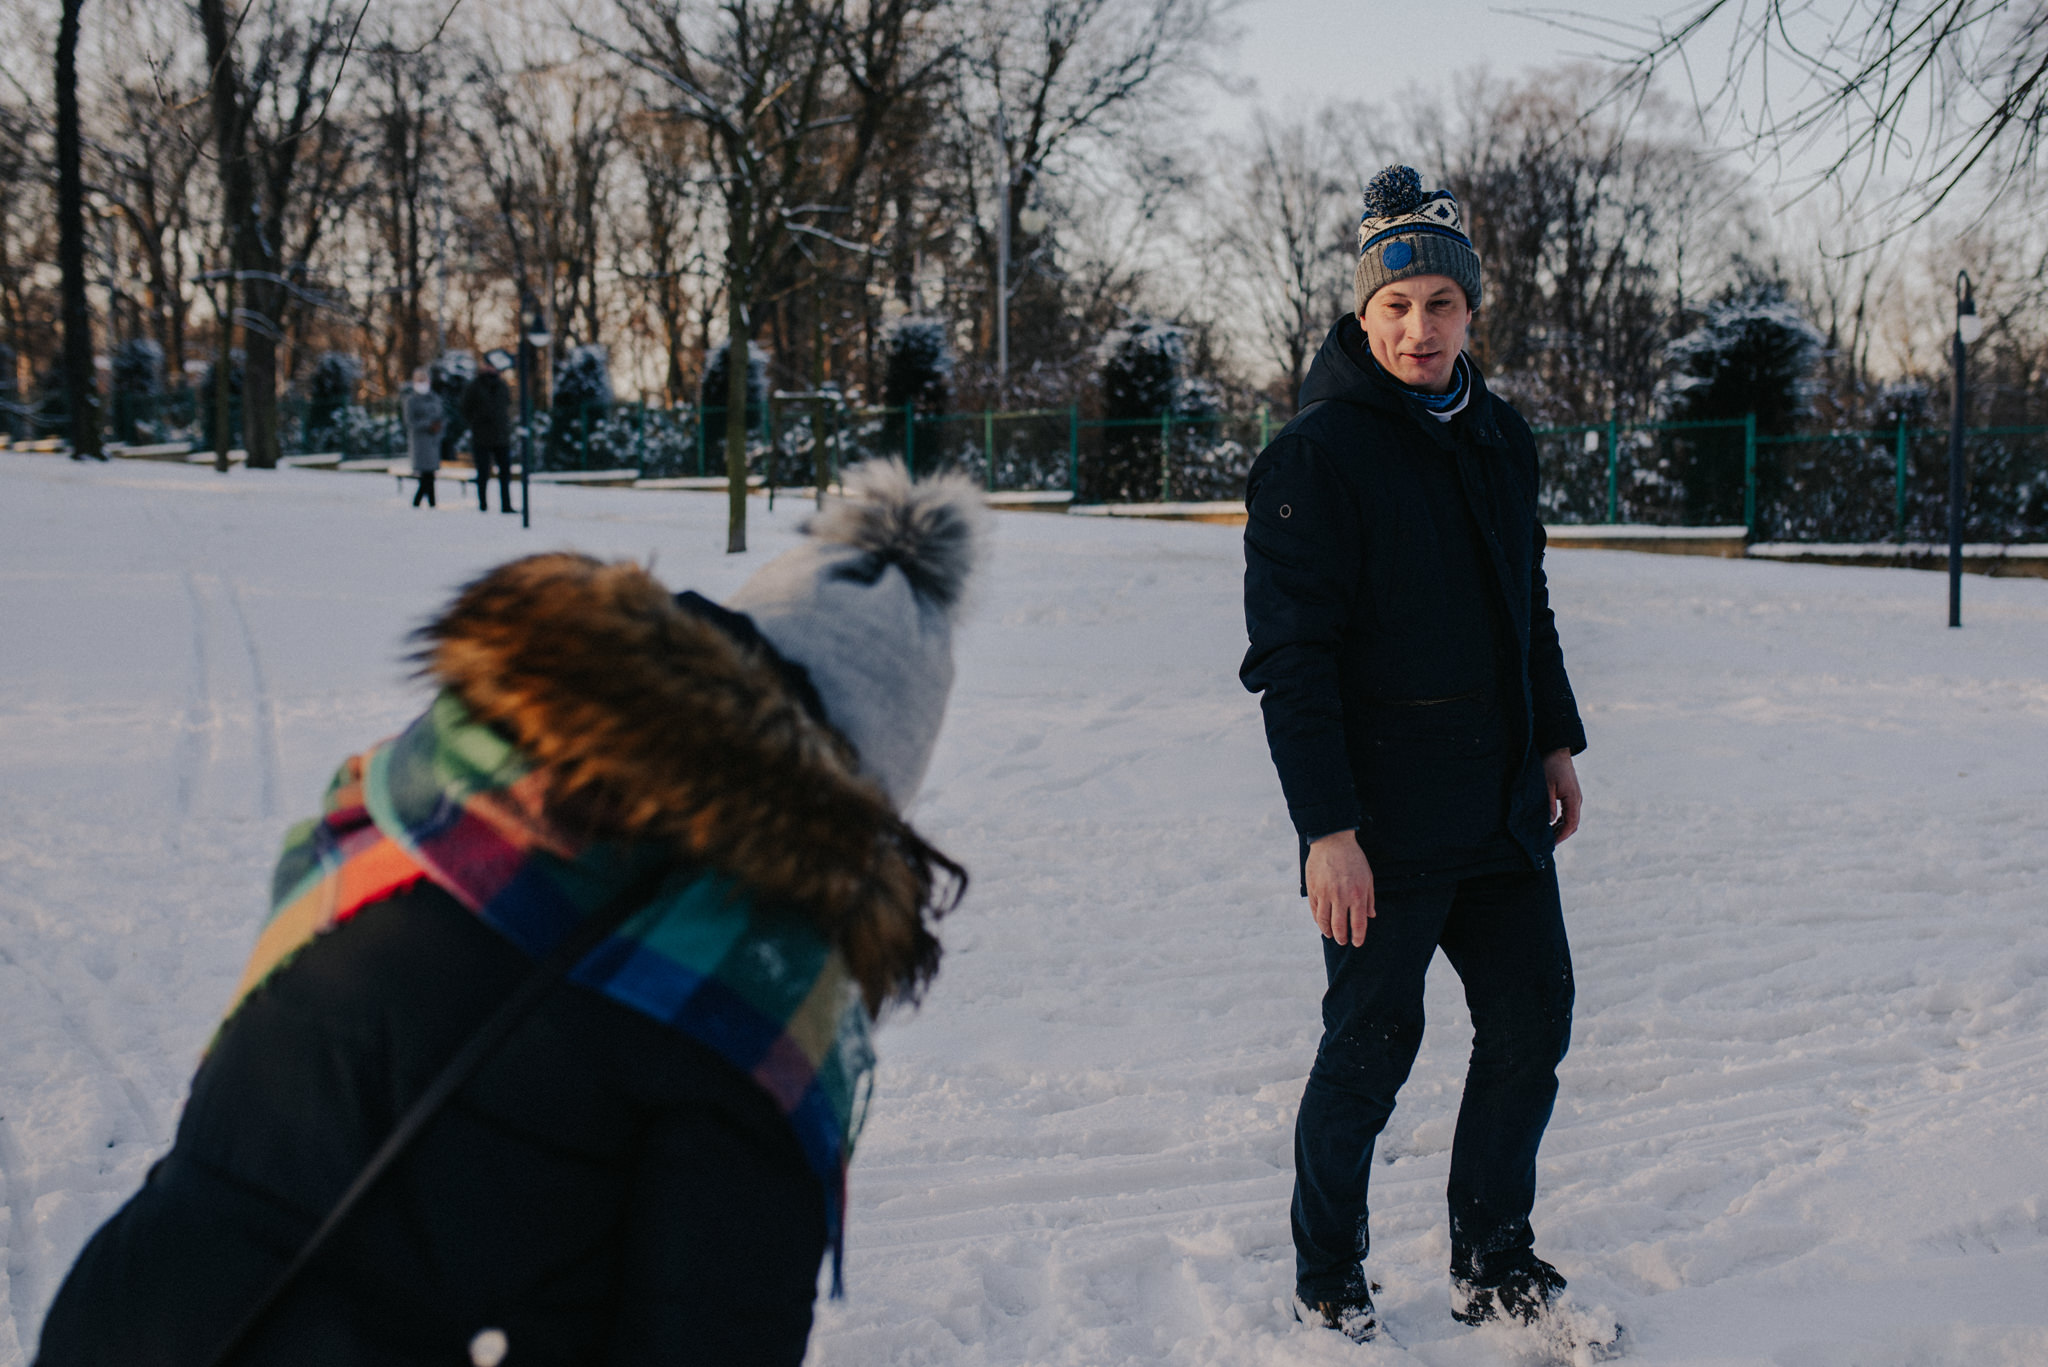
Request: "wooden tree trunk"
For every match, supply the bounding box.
[55,0,102,459]
[724,196,751,554]
[212,274,234,471]
[199,0,251,469]
[241,309,281,468]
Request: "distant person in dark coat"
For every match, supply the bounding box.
[35,462,986,1367]
[459,357,515,514]
[1241,165,1613,1356]
[402,367,445,508]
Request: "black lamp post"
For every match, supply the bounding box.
[1948,271,1982,628]
[517,291,551,531]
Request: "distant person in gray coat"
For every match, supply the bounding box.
[403,367,446,508]
[459,356,516,514]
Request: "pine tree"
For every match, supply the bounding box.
[698,342,765,469]
[1092,320,1187,502]
[881,318,951,459]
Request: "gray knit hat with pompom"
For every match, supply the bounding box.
[1354,165,1483,315]
[727,460,986,810]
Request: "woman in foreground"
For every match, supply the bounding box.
[37,461,983,1367]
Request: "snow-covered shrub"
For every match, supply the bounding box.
[109,338,165,443]
[196,352,245,453]
[306,351,360,407]
[1660,280,1824,525]
[1165,375,1256,501]
[549,345,614,467]
[302,352,361,451]
[882,317,952,412]
[325,404,404,459]
[553,344,612,410]
[582,408,659,472]
[1091,319,1187,502]
[699,340,767,464]
[0,342,22,439]
[513,409,550,467]
[111,338,163,398]
[1869,380,1935,430]
[626,407,704,477]
[1661,281,1824,432]
[1101,319,1182,420]
[30,360,77,439]
[880,317,952,461]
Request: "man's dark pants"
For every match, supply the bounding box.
[1293,863,1573,1303]
[474,443,514,513]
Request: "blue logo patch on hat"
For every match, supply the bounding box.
[1383,241,1414,270]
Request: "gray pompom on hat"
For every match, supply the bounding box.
[727,460,987,810]
[1354,165,1483,315]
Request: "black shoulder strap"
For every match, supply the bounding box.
[204,862,674,1367]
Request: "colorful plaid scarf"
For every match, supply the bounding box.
[231,689,875,1285]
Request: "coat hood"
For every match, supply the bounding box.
[412,552,962,1010]
[1298,315,1397,412]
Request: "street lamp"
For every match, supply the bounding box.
[995,197,1047,405]
[517,291,551,531]
[1948,271,1982,628]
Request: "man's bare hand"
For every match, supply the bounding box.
[1544,748,1583,843]
[1306,830,1375,946]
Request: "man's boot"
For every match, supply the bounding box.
[1293,1287,1384,1345]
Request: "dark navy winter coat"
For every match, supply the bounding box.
[34,884,827,1367]
[1240,317,1586,884]
[459,370,514,449]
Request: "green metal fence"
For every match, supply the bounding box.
[1532,415,2048,542]
[51,388,2048,541]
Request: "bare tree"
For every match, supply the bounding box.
[198,0,365,469]
[1787,189,1908,399]
[550,72,624,351]
[948,0,1222,373]
[608,0,942,550]
[463,40,624,383]
[1206,108,1364,408]
[57,0,103,457]
[624,110,716,403]
[360,31,456,379]
[0,94,52,427]
[1616,1,2048,219]
[92,50,210,380]
[1410,69,1743,423]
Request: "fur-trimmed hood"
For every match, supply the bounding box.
[413,552,960,1009]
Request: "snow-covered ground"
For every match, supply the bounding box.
[2,452,2045,1367]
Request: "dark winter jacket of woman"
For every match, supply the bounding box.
[1240,316,1587,886]
[37,554,956,1367]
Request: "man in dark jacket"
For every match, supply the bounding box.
[459,358,515,514]
[1242,166,1605,1351]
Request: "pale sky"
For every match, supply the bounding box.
[1211,0,1690,130]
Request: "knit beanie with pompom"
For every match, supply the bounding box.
[726,460,986,811]
[1353,165,1483,315]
